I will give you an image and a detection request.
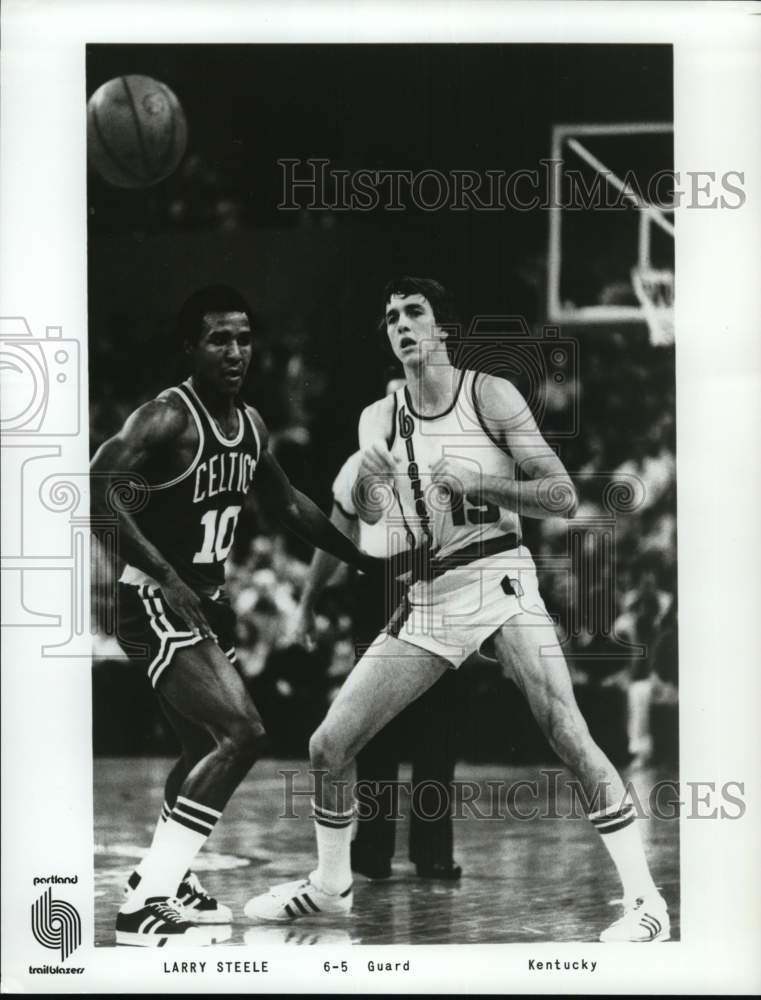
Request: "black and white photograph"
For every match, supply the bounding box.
[1,2,760,994]
[87,40,680,949]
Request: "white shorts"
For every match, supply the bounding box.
[385,545,548,667]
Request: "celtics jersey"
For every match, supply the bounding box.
[120,379,261,592]
[388,369,521,560]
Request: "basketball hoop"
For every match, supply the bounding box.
[631,267,674,347]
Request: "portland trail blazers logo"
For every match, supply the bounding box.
[31,888,82,960]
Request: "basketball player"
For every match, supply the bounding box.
[246,277,670,942]
[91,285,379,946]
[291,405,461,883]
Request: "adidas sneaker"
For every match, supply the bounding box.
[244,874,352,922]
[125,868,232,925]
[115,896,228,947]
[600,892,670,942]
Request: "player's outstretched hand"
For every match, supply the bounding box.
[287,603,317,653]
[159,569,214,639]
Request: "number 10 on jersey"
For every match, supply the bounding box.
[193,505,242,563]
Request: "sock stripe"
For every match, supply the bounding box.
[588,802,634,824]
[312,801,354,828]
[593,808,634,827]
[313,814,353,829]
[312,801,354,820]
[170,809,215,837]
[175,796,222,821]
[160,802,171,822]
[595,814,636,835]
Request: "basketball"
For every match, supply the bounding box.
[87,75,187,189]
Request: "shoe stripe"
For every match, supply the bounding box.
[302,893,321,913]
[137,915,155,933]
[284,904,295,918]
[641,914,661,937]
[291,896,309,915]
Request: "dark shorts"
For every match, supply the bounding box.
[116,583,237,689]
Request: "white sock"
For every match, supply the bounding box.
[121,796,220,912]
[589,800,657,904]
[139,800,171,867]
[127,800,172,897]
[312,800,354,895]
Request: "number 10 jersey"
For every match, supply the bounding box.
[120,379,261,593]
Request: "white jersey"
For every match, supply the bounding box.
[387,369,521,560]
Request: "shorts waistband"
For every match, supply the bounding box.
[426,532,522,581]
[389,531,522,585]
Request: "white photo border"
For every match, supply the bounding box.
[1,1,760,993]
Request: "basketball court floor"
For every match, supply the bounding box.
[94,757,679,946]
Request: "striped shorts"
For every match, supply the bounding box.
[115,582,237,689]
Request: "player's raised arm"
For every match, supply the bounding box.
[90,397,213,635]
[247,408,378,575]
[430,373,578,520]
[353,396,399,525]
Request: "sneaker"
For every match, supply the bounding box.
[115,896,226,947]
[244,874,353,923]
[177,871,233,924]
[125,869,232,925]
[600,892,670,942]
[351,842,392,881]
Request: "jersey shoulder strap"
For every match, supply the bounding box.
[148,384,205,490]
[241,405,263,462]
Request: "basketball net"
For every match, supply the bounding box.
[631,267,674,347]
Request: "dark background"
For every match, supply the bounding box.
[89,44,677,765]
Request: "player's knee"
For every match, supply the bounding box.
[309,726,346,774]
[220,715,267,767]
